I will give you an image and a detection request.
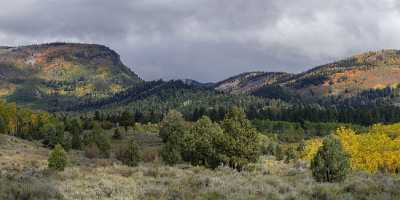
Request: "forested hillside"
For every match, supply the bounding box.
[0,43,141,109]
[219,50,400,103]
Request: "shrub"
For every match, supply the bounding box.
[85,124,111,158]
[113,128,123,140]
[101,121,114,130]
[161,142,182,165]
[0,177,63,200]
[142,148,160,162]
[71,131,82,150]
[48,144,68,171]
[0,115,5,134]
[84,143,100,159]
[272,144,284,161]
[285,146,297,163]
[116,139,142,167]
[311,136,350,182]
[264,142,278,155]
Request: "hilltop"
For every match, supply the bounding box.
[0,43,142,108]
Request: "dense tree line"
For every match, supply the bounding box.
[159,107,261,170]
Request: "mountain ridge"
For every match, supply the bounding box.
[217,49,400,98]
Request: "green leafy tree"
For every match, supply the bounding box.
[183,116,224,168]
[220,107,260,170]
[83,123,111,158]
[48,144,68,171]
[159,110,187,143]
[116,139,142,166]
[160,141,183,165]
[93,126,111,158]
[41,122,67,149]
[159,110,188,165]
[311,136,350,182]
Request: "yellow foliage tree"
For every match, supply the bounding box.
[303,125,400,174]
[300,138,322,161]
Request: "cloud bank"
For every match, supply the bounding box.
[1,0,400,81]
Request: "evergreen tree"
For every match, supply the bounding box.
[69,118,82,150]
[220,106,260,170]
[116,139,141,167]
[0,115,6,134]
[160,141,183,165]
[93,126,111,158]
[183,116,225,168]
[48,144,68,171]
[311,136,350,182]
[159,110,187,143]
[71,132,82,150]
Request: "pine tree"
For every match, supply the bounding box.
[184,116,225,168]
[48,144,68,171]
[159,110,187,144]
[311,136,350,182]
[220,106,260,170]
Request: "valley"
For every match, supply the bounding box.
[1,43,400,200]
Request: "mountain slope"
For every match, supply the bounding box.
[284,49,400,97]
[0,43,142,108]
[220,50,400,100]
[215,72,293,94]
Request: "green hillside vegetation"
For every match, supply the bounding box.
[1,106,400,199]
[218,50,400,101]
[0,43,141,109]
[2,43,400,199]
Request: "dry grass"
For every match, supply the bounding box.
[1,134,400,200]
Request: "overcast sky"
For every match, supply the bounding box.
[1,0,400,82]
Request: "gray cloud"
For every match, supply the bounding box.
[1,0,400,81]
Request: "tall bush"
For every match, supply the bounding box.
[311,136,349,182]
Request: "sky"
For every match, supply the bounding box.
[1,0,400,82]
